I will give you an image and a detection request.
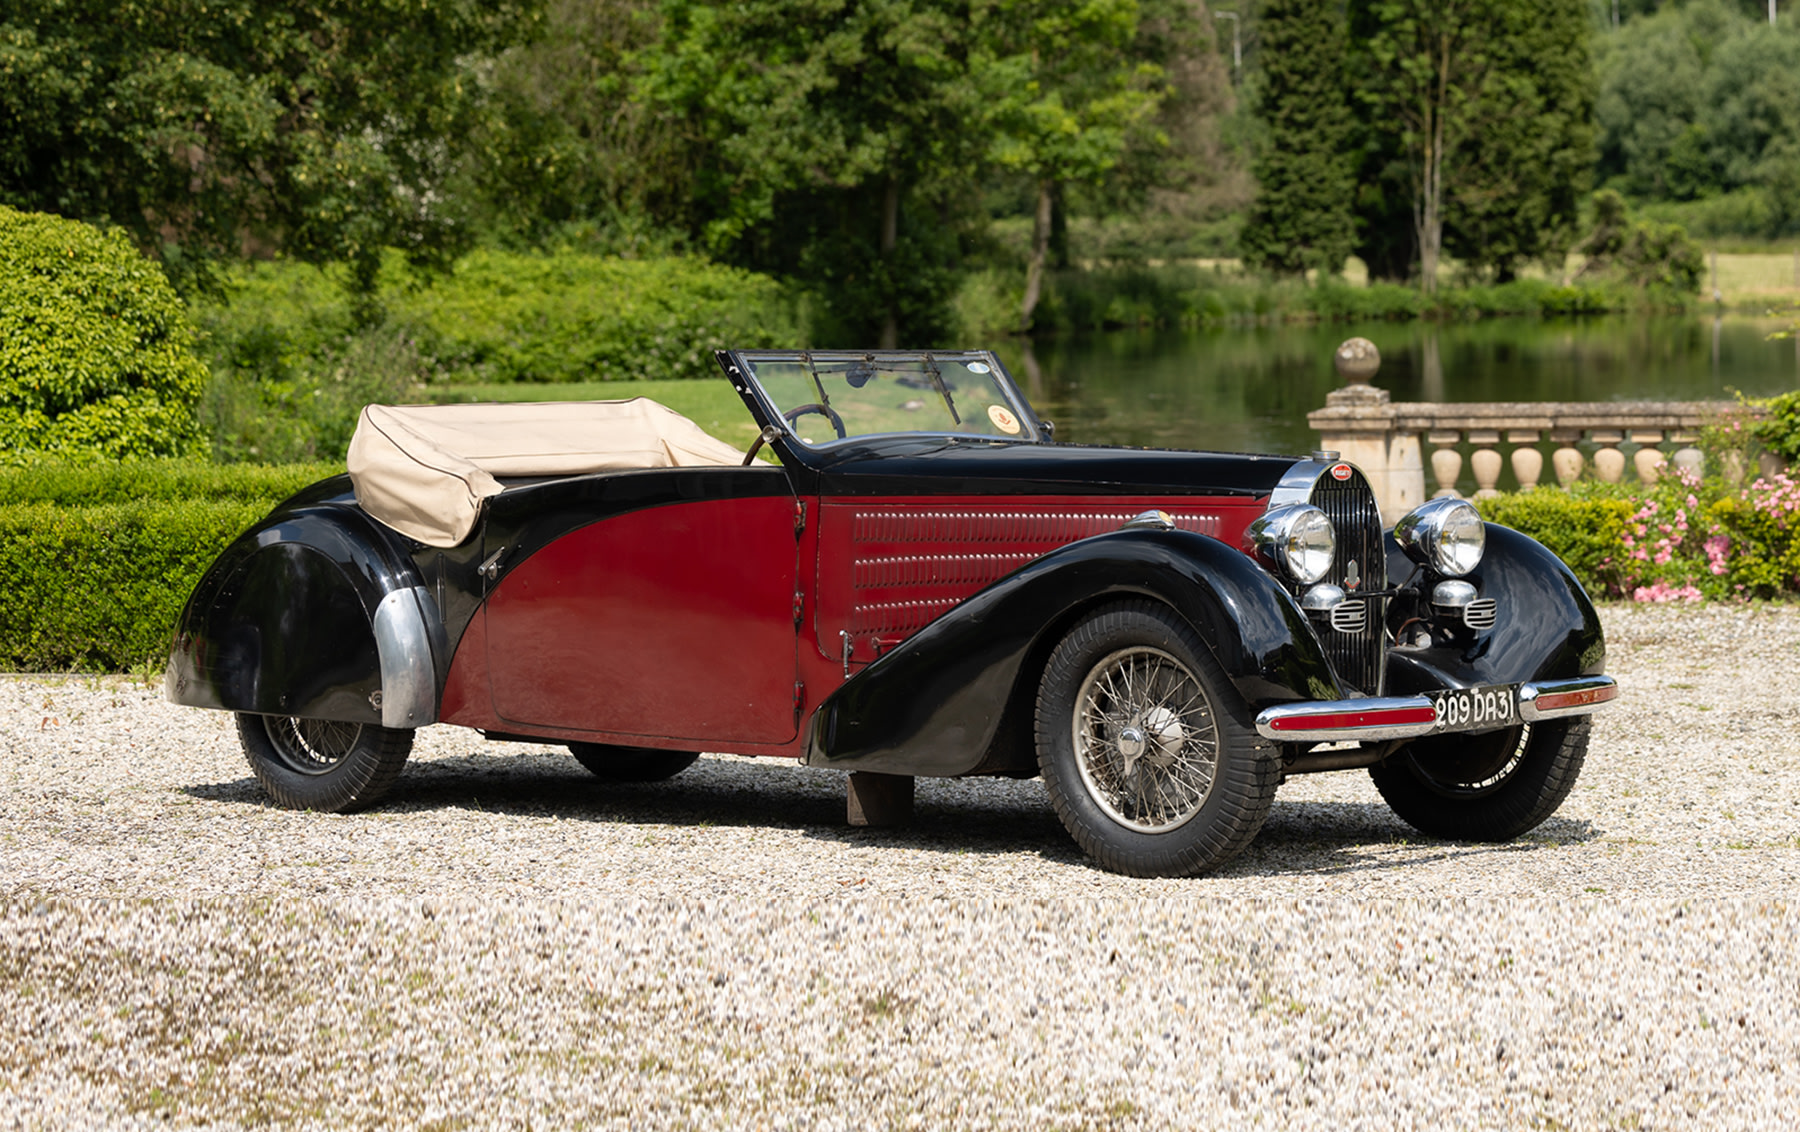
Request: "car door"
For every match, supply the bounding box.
[482,468,803,745]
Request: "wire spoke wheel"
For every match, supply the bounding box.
[266,717,365,775]
[237,713,413,813]
[1073,645,1218,833]
[1035,601,1278,878]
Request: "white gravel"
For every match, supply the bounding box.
[2,602,1798,1129]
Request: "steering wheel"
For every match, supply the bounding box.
[783,402,847,440]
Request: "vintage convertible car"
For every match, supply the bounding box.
[167,349,1617,877]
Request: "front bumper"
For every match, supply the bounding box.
[1253,675,1619,743]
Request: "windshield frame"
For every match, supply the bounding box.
[723,349,1047,457]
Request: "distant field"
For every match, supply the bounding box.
[1712,252,1800,304]
[1172,252,1800,306]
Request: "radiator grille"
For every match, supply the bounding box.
[1308,468,1387,695]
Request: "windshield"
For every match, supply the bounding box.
[736,351,1040,447]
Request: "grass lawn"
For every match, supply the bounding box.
[422,379,762,449]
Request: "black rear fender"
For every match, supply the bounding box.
[165,486,446,728]
[804,528,1342,776]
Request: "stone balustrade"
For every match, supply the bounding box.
[1306,339,1775,524]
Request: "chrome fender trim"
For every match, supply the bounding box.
[1518,675,1619,721]
[1255,696,1439,742]
[372,586,440,729]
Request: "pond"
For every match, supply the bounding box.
[993,315,1800,457]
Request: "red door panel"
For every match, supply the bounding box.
[485,496,800,744]
[813,495,1258,667]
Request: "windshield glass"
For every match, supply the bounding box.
[738,351,1039,447]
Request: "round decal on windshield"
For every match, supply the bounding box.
[968,362,991,374]
[987,404,1021,434]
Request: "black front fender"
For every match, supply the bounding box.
[1383,522,1606,696]
[165,478,446,728]
[804,528,1341,776]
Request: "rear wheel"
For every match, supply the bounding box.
[1034,601,1280,877]
[1369,717,1590,841]
[568,743,699,782]
[237,713,413,812]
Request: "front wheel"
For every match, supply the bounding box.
[1369,717,1590,841]
[1034,601,1280,878]
[237,713,414,812]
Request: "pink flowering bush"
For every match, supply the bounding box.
[1481,465,1800,603]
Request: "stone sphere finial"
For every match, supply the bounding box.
[1334,338,1381,385]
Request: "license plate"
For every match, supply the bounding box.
[1428,684,1519,732]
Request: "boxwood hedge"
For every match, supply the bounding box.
[0,461,335,672]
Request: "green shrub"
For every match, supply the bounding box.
[0,458,337,507]
[399,250,802,383]
[0,459,336,670]
[0,207,208,462]
[1478,487,1637,596]
[1748,390,1800,465]
[0,499,273,671]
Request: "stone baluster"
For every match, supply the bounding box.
[1591,431,1626,484]
[1468,430,1503,498]
[1669,431,1703,479]
[1508,431,1544,490]
[1428,431,1464,498]
[1630,430,1667,484]
[1757,451,1786,480]
[1550,429,1585,485]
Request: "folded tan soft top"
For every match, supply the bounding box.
[347,399,745,547]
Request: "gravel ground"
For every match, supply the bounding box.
[2,602,1797,1129]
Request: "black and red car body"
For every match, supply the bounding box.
[167,349,1617,876]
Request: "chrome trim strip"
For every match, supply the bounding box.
[372,586,439,729]
[1518,675,1619,722]
[1255,696,1439,742]
[1268,459,1331,507]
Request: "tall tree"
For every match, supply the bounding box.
[1352,0,1493,294]
[1439,0,1594,279]
[980,0,1168,330]
[1238,0,1357,276]
[640,0,988,346]
[0,0,533,294]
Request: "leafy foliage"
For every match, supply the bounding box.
[1483,467,1800,602]
[0,0,534,292]
[0,498,272,671]
[1239,0,1357,276]
[1348,0,1594,289]
[0,207,207,462]
[0,458,336,506]
[1748,391,1800,465]
[1572,189,1705,295]
[1593,0,1800,238]
[190,251,799,462]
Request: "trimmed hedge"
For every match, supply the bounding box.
[1477,489,1636,597]
[0,460,335,672]
[0,500,269,671]
[0,459,338,507]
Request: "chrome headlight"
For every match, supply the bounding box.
[1247,503,1336,585]
[1395,498,1486,577]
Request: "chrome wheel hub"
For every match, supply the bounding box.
[1072,646,1220,833]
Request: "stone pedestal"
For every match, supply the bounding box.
[1310,384,1425,524]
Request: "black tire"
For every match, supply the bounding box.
[1368,717,1590,841]
[237,713,413,813]
[568,743,700,782]
[1034,601,1280,878]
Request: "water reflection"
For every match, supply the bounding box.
[996,315,1799,456]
